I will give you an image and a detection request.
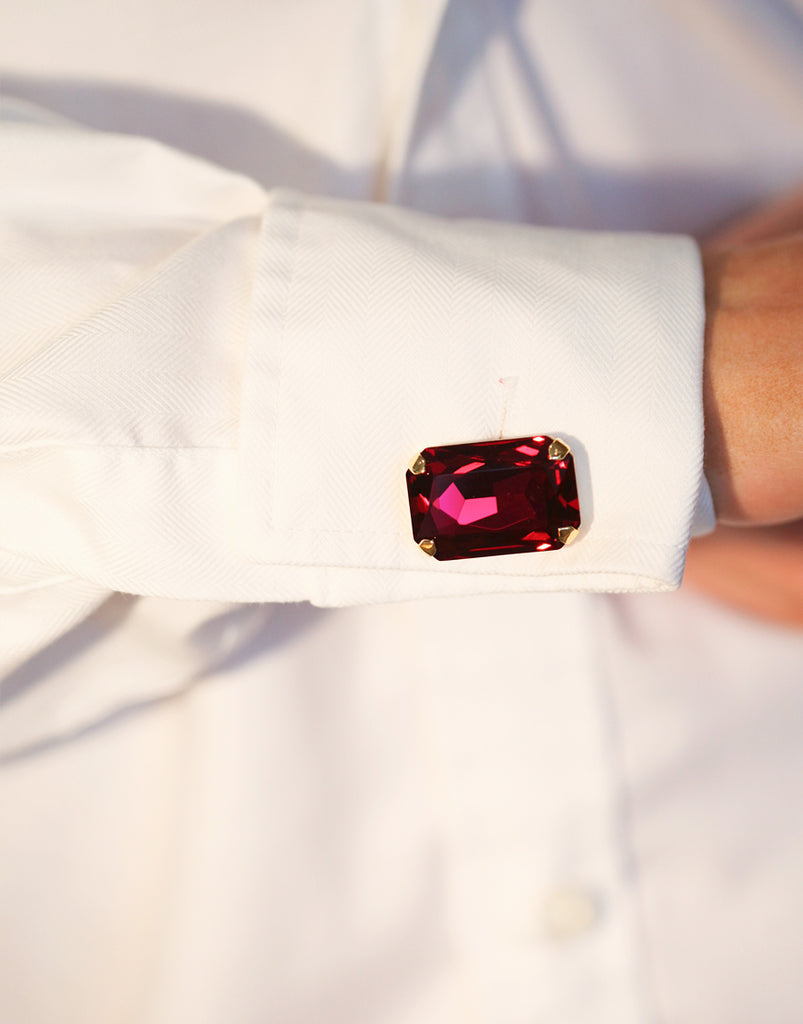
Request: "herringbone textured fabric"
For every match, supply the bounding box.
[1,126,712,607]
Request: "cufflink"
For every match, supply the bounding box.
[406,435,580,560]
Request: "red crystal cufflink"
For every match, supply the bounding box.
[406,435,580,561]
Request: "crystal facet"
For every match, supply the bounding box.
[406,435,580,560]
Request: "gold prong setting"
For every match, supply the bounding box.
[548,438,570,462]
[409,453,427,475]
[557,526,578,546]
[418,538,437,557]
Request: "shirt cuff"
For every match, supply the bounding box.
[235,189,711,605]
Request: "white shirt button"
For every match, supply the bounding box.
[542,885,600,941]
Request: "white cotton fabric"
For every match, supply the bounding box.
[1,121,709,606]
[1,2,803,1024]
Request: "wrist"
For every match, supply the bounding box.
[702,239,803,525]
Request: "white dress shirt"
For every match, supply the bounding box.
[1,2,802,1022]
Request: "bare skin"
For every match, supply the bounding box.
[683,187,803,628]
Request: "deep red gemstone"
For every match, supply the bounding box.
[406,435,580,561]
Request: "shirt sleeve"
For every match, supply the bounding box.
[0,116,715,607]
